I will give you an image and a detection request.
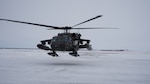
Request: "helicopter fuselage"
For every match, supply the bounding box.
[37,32,91,56]
[51,33,80,51]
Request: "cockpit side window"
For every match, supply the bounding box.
[52,37,57,42]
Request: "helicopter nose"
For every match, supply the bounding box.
[51,42,70,51]
[59,42,70,50]
[59,43,65,48]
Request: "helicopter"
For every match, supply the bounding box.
[0,15,117,57]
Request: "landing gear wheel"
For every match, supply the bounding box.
[47,51,59,57]
[69,51,80,57]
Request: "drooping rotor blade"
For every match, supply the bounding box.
[72,15,103,28]
[0,18,60,29]
[47,27,119,30]
[72,27,119,29]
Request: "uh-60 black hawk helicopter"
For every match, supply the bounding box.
[0,15,117,57]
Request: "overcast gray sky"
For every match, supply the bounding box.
[0,0,150,51]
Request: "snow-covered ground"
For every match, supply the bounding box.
[0,49,150,84]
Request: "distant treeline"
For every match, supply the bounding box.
[100,49,129,51]
[0,48,37,50]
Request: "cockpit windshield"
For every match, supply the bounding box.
[62,35,71,42]
[52,35,71,42]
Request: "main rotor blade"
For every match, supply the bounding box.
[72,27,119,29]
[0,18,60,29]
[72,15,102,27]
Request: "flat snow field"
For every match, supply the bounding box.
[0,49,150,84]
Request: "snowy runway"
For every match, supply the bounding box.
[0,49,150,84]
